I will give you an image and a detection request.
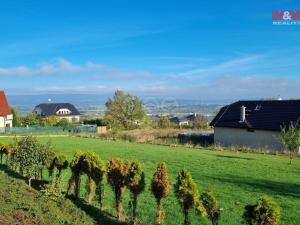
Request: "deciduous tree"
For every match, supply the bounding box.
[104,90,145,130]
[280,123,300,164]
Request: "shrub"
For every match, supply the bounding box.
[174,168,199,225]
[151,162,170,225]
[0,143,9,164]
[67,151,85,198]
[120,134,137,143]
[83,151,106,204]
[242,195,280,225]
[67,151,105,206]
[126,161,145,224]
[107,158,130,221]
[200,190,222,225]
[48,152,69,181]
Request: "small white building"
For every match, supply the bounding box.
[210,100,300,151]
[0,90,13,128]
[33,103,80,123]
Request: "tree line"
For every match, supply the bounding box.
[0,137,281,225]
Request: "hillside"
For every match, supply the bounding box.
[0,166,96,225]
[1,136,300,224]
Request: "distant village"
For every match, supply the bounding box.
[1,89,300,152]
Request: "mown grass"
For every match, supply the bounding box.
[1,136,300,225]
[0,165,96,225]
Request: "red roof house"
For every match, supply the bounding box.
[0,90,13,128]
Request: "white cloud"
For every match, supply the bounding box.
[0,58,90,76]
[174,55,262,79]
[0,58,155,80]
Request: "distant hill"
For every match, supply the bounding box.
[7,94,230,116]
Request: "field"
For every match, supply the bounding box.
[1,136,300,225]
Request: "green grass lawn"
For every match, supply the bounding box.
[1,136,300,225]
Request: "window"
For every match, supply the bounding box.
[254,105,262,111]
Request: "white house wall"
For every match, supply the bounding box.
[214,127,284,151]
[0,115,13,128]
[0,117,4,128]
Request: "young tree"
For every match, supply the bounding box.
[151,162,170,225]
[91,155,106,209]
[68,151,84,198]
[12,136,52,186]
[126,161,145,224]
[67,151,105,206]
[107,158,130,220]
[174,168,199,225]
[242,196,280,225]
[157,116,171,129]
[193,114,208,129]
[48,152,69,181]
[280,123,300,164]
[200,190,222,225]
[0,143,9,164]
[11,107,21,127]
[56,118,69,127]
[104,90,145,130]
[82,151,106,204]
[22,113,39,126]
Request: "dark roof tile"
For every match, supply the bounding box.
[210,100,300,131]
[34,103,80,116]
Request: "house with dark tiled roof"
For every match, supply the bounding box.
[170,113,197,126]
[210,100,300,151]
[0,90,13,128]
[33,103,80,123]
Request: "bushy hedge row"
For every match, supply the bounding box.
[0,137,281,225]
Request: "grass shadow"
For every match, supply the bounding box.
[215,155,255,160]
[67,195,128,225]
[0,164,48,191]
[206,174,300,198]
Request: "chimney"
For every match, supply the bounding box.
[240,105,246,122]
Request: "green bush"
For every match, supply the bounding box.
[67,151,106,206]
[200,190,222,225]
[126,161,145,224]
[174,168,199,225]
[151,162,170,225]
[242,195,280,225]
[107,158,130,220]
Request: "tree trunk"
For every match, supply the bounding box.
[28,177,33,187]
[0,153,2,164]
[132,195,138,225]
[155,199,164,225]
[289,151,293,165]
[98,182,104,210]
[184,209,189,225]
[67,174,75,195]
[86,177,94,204]
[74,173,81,198]
[115,188,123,221]
[40,168,43,180]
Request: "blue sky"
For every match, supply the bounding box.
[1,0,300,100]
